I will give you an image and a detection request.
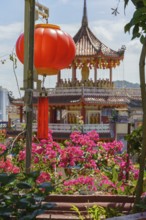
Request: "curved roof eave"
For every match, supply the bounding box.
[73,0,125,59]
[87,27,124,58]
[74,27,100,56]
[74,26,124,59]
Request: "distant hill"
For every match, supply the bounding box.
[114,80,140,88]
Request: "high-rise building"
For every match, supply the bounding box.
[0,86,9,121]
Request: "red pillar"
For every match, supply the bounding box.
[37,97,49,139]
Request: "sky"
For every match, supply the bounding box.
[0,0,141,98]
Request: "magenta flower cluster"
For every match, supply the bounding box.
[0,130,139,195]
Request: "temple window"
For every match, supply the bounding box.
[87,111,100,124]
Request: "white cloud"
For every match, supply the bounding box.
[0,22,24,98]
[59,0,69,3]
[91,19,129,45]
[0,22,23,57]
[60,23,79,37]
[126,39,141,54]
[0,23,23,41]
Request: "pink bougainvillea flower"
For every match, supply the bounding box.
[36,171,51,184]
[0,144,6,154]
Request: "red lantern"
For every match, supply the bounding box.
[16,23,76,139]
[16,23,76,75]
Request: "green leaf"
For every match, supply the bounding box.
[143,0,146,6]
[132,24,139,36]
[3,195,11,200]
[140,35,146,44]
[0,173,17,186]
[38,182,52,188]
[131,32,141,40]
[112,167,118,183]
[0,207,13,216]
[19,209,45,220]
[16,197,39,210]
[71,205,84,220]
[17,182,32,189]
[38,182,54,192]
[132,7,146,25]
[26,171,40,179]
[16,198,29,209]
[124,22,132,33]
[0,149,8,157]
[41,202,55,209]
[33,195,44,202]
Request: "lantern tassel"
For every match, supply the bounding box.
[37,96,48,139]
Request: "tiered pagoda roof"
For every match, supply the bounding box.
[73,0,125,69]
[41,93,130,107]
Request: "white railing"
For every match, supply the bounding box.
[83,124,110,133]
[15,123,111,134]
[36,87,141,97]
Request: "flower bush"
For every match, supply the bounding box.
[0,130,139,195]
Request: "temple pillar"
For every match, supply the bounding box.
[109,68,112,83]
[20,106,23,123]
[72,65,76,82]
[94,66,97,82]
[49,107,52,123]
[57,70,61,85]
[50,107,56,123]
[81,104,85,124]
[8,117,11,128]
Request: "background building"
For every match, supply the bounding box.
[0,86,9,122]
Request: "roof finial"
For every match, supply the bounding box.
[82,0,88,27]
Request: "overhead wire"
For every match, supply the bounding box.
[11,47,22,98]
[0,46,22,99]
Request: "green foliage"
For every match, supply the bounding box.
[71,205,84,220]
[71,204,106,220]
[71,115,84,132]
[135,196,146,211]
[10,138,25,156]
[0,172,54,219]
[71,204,123,220]
[9,53,17,69]
[125,126,142,159]
[0,132,6,144]
[124,0,146,44]
[131,0,145,8]
[105,207,123,218]
[88,205,106,220]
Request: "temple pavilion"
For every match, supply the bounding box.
[8,0,142,143]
